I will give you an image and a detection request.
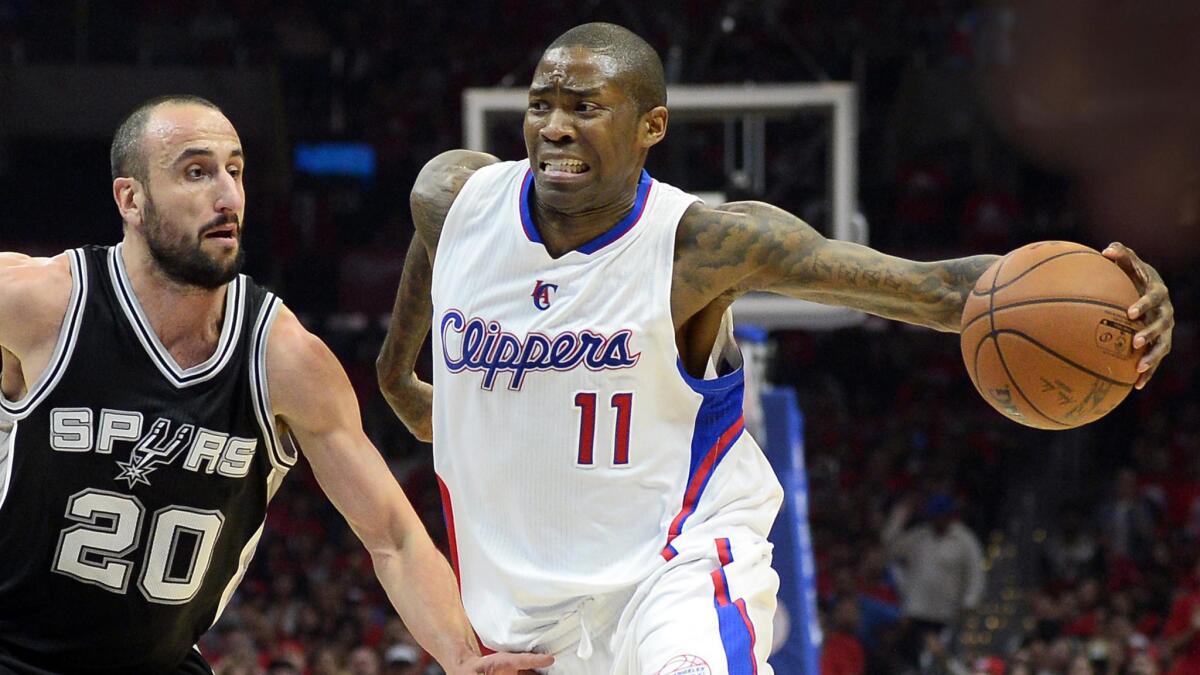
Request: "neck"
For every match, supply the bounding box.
[119,239,227,353]
[532,173,641,257]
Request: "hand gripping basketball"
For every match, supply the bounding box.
[959,241,1173,429]
[1101,242,1174,390]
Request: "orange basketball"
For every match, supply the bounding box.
[960,241,1145,430]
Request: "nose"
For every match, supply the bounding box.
[539,108,574,143]
[213,168,244,216]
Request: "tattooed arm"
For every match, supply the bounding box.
[407,150,501,263]
[673,201,997,333]
[377,240,436,441]
[377,150,499,440]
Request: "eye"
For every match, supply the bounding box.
[576,102,600,113]
[528,100,549,112]
[185,165,205,180]
[228,165,242,179]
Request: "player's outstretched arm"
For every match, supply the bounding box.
[676,201,998,332]
[679,202,1176,383]
[269,308,553,675]
[377,150,500,439]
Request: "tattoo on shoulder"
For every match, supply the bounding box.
[674,201,824,298]
[411,152,499,247]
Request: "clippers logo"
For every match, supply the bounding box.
[440,309,640,390]
[531,279,558,311]
[115,418,195,487]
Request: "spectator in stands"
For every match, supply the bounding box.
[884,492,987,668]
[1043,506,1101,587]
[920,631,1003,675]
[308,645,342,675]
[383,642,421,675]
[266,660,302,675]
[1161,558,1200,675]
[348,645,382,675]
[821,595,868,675]
[1099,468,1158,567]
[828,565,902,666]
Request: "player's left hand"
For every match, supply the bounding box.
[452,651,554,674]
[1103,242,1174,389]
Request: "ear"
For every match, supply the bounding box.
[112,177,145,228]
[640,106,669,149]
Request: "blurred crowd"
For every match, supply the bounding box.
[798,302,1199,675]
[2,1,1197,674]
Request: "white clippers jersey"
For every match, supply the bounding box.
[431,160,783,649]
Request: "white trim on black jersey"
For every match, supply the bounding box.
[248,295,296,469]
[0,421,14,515]
[192,645,215,675]
[209,463,286,628]
[108,244,245,389]
[0,248,87,419]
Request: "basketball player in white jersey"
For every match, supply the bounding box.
[377,23,1174,675]
[0,95,550,675]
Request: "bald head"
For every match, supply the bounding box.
[110,94,224,183]
[545,23,666,114]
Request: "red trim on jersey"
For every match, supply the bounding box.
[711,538,759,675]
[662,416,745,553]
[717,537,734,567]
[437,475,493,656]
[436,475,461,586]
[711,568,732,606]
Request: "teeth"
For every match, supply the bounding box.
[544,160,587,174]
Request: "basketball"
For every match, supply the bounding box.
[960,241,1145,430]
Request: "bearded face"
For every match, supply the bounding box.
[142,193,244,289]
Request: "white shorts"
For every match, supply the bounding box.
[534,534,778,675]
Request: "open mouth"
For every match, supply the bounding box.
[540,159,590,175]
[203,227,237,240]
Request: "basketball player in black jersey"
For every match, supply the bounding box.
[0,96,552,675]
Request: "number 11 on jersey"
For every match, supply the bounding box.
[574,392,633,466]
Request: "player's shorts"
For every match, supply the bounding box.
[535,532,778,675]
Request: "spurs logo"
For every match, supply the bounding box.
[49,407,260,481]
[115,418,196,487]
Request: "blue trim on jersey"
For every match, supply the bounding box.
[712,538,758,675]
[678,358,745,483]
[714,574,757,675]
[518,169,653,254]
[519,169,540,244]
[661,359,745,544]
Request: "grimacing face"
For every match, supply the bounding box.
[523,46,665,216]
[135,104,247,289]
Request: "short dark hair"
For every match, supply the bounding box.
[110,94,222,182]
[545,23,666,114]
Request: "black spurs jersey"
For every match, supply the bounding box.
[0,245,296,674]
